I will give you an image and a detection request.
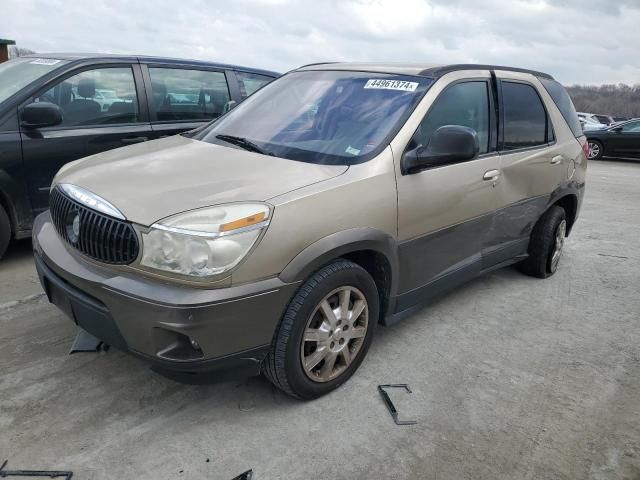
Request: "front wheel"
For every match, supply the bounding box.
[264,259,378,399]
[587,139,604,160]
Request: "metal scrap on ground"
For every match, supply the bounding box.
[378,384,418,426]
[0,460,73,479]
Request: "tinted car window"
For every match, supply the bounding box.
[236,71,274,99]
[149,68,230,122]
[621,120,640,132]
[502,82,548,150]
[539,78,582,138]
[35,67,139,126]
[414,81,490,154]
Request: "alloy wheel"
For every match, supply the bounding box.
[300,286,369,383]
[587,142,600,159]
[550,219,567,272]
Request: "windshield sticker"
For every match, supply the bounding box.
[30,58,62,66]
[345,146,361,156]
[364,79,419,92]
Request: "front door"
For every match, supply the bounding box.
[393,76,500,311]
[20,64,151,213]
[610,120,640,158]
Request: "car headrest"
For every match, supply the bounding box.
[152,82,167,97]
[77,78,96,98]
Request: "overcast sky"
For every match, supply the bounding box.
[2,0,639,85]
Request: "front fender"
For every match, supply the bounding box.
[279,227,399,299]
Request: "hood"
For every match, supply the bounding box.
[55,135,348,225]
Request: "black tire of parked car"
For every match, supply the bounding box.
[0,204,11,260]
[587,139,604,160]
[518,205,567,279]
[263,259,378,399]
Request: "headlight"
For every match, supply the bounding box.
[140,203,271,279]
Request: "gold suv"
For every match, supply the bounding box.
[33,63,588,399]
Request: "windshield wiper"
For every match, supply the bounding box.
[215,134,272,155]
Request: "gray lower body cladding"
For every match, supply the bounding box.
[33,212,299,376]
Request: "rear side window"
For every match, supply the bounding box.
[539,78,583,137]
[236,71,274,99]
[148,68,231,122]
[501,81,548,150]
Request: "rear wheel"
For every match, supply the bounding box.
[587,139,604,160]
[0,204,11,260]
[518,206,567,279]
[264,259,378,399]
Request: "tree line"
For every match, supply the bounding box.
[566,84,640,118]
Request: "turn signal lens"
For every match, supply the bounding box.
[221,211,266,232]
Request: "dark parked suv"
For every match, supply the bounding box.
[0,54,278,258]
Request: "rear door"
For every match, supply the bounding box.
[142,64,234,139]
[609,120,640,158]
[20,63,151,213]
[488,73,564,265]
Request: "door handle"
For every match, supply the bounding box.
[121,136,148,144]
[483,169,500,181]
[550,155,564,165]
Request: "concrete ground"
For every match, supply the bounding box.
[1,160,639,480]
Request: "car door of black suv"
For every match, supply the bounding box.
[19,62,151,214]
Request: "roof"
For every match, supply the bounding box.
[21,53,279,77]
[0,39,16,45]
[297,62,553,80]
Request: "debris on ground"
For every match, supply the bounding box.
[0,460,73,479]
[378,384,418,426]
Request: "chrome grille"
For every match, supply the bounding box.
[50,187,139,265]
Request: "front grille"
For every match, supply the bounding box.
[50,187,139,265]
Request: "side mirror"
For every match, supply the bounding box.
[610,126,623,133]
[21,102,63,129]
[402,125,479,174]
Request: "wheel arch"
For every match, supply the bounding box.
[279,228,399,321]
[0,169,34,239]
[549,192,578,236]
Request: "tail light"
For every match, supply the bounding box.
[579,137,589,158]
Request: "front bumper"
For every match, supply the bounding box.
[33,212,299,377]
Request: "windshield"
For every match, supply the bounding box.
[195,70,433,165]
[0,57,69,105]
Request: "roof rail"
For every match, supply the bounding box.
[420,64,553,80]
[296,62,339,69]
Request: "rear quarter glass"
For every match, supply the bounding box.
[539,78,583,138]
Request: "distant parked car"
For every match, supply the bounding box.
[593,114,615,125]
[586,118,640,160]
[0,54,278,258]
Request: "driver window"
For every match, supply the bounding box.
[412,81,490,154]
[621,121,640,132]
[34,67,139,126]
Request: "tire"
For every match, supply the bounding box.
[0,204,11,260]
[518,205,567,279]
[587,139,604,160]
[264,259,379,399]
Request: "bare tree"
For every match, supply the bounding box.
[566,84,640,118]
[8,46,36,58]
